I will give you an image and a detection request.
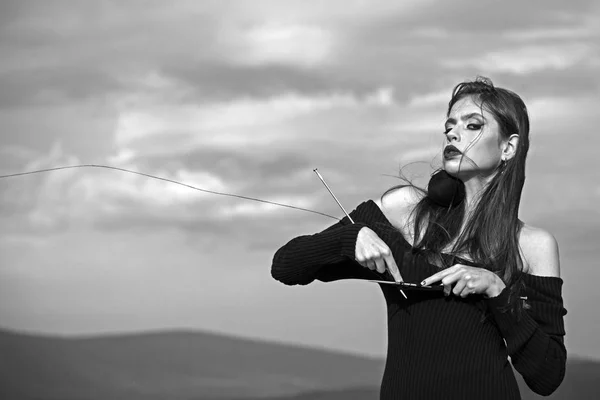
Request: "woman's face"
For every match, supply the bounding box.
[442,96,504,179]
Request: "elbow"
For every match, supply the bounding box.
[271,246,291,284]
[270,266,311,286]
[270,245,311,286]
[271,262,314,286]
[529,378,564,397]
[270,263,291,285]
[527,354,567,396]
[539,369,566,397]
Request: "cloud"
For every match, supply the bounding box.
[503,26,599,41]
[407,90,450,108]
[114,86,396,151]
[217,194,319,219]
[0,144,41,171]
[502,10,600,40]
[394,146,440,165]
[224,23,336,68]
[442,43,594,74]
[0,140,332,239]
[401,0,599,34]
[527,94,600,132]
[206,0,435,25]
[0,0,437,109]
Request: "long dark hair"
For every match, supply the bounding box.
[385,76,530,315]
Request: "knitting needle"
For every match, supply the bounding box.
[313,169,354,223]
[313,168,407,299]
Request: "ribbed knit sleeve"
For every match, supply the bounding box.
[487,275,567,396]
[271,201,386,286]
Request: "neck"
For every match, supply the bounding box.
[461,172,495,214]
[445,174,493,254]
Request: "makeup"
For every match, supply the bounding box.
[443,145,462,159]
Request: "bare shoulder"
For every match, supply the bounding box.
[373,185,424,228]
[518,223,561,277]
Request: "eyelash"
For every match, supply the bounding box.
[443,123,483,134]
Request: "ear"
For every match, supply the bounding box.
[502,134,519,161]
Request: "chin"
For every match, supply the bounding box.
[444,170,462,180]
[442,161,462,177]
[443,158,476,178]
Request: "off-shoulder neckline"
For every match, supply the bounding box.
[362,199,563,283]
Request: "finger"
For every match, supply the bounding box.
[452,277,468,297]
[369,242,390,275]
[439,270,465,296]
[374,257,387,274]
[357,247,377,270]
[355,250,367,265]
[384,254,403,282]
[366,259,377,271]
[422,265,460,286]
[421,272,442,286]
[441,269,466,286]
[372,243,401,281]
[460,275,479,297]
[459,284,476,298]
[443,283,452,297]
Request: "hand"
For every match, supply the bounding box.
[355,227,403,282]
[421,264,506,298]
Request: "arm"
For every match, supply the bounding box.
[271,217,368,285]
[487,229,566,396]
[272,200,391,285]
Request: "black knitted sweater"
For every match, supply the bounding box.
[271,200,567,399]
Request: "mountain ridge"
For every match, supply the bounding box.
[0,326,386,361]
[1,327,598,400]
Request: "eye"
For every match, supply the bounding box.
[443,127,452,134]
[467,123,483,130]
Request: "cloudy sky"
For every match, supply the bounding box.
[1,0,599,360]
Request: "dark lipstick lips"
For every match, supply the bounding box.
[443,145,462,158]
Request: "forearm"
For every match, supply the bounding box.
[488,289,566,396]
[271,221,367,285]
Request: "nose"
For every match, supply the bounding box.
[445,128,459,143]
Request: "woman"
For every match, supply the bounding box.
[271,77,567,399]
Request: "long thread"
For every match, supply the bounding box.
[0,163,445,291]
[0,164,340,221]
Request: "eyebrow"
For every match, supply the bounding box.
[445,112,486,126]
